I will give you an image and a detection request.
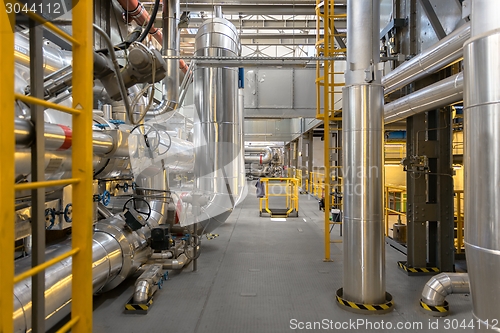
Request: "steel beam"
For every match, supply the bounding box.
[29,9,46,332]
[418,0,447,40]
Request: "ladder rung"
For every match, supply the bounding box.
[15,178,80,191]
[11,2,80,45]
[14,248,80,283]
[15,94,82,115]
[56,317,80,333]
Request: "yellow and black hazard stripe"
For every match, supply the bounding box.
[419,299,449,317]
[398,261,440,274]
[125,298,153,312]
[335,288,394,313]
[206,233,219,240]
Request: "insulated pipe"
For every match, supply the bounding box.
[464,1,500,331]
[382,22,470,94]
[421,273,469,307]
[183,16,241,234]
[341,0,388,306]
[384,73,463,124]
[15,119,116,156]
[116,0,162,41]
[13,210,163,332]
[148,0,180,116]
[244,146,273,164]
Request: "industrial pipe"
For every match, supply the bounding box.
[178,15,242,234]
[116,0,162,41]
[340,0,390,309]
[13,207,164,332]
[464,1,500,331]
[244,146,273,164]
[384,72,463,124]
[382,22,470,94]
[421,273,469,307]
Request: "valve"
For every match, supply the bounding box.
[45,208,56,230]
[63,203,73,223]
[101,190,111,206]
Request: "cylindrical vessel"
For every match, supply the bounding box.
[188,17,241,233]
[464,1,500,330]
[382,23,470,94]
[341,0,387,307]
[244,146,273,164]
[342,84,385,304]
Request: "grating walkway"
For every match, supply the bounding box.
[92,182,473,333]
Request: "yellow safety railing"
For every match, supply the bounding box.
[455,190,464,254]
[384,185,407,236]
[1,1,94,332]
[259,178,299,217]
[383,185,465,254]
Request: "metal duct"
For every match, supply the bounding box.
[382,22,470,94]
[13,211,162,332]
[464,1,500,330]
[384,73,463,124]
[187,16,242,233]
[340,0,389,308]
[421,273,469,307]
[244,146,273,164]
[149,0,180,115]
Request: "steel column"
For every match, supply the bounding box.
[29,9,46,331]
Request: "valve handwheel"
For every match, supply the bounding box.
[131,124,161,151]
[122,197,152,221]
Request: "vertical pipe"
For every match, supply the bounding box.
[464,1,500,331]
[29,15,46,332]
[214,5,223,18]
[339,0,391,309]
[163,0,180,109]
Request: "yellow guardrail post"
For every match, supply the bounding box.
[0,7,16,333]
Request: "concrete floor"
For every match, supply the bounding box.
[92,182,473,333]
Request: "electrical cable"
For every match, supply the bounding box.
[138,0,161,43]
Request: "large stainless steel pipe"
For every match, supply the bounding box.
[464,1,500,331]
[15,118,115,155]
[13,211,162,332]
[341,0,388,307]
[382,22,470,94]
[384,73,463,124]
[244,146,273,164]
[189,16,242,233]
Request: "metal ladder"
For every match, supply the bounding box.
[315,0,346,261]
[1,1,94,332]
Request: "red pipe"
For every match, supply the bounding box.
[116,0,188,73]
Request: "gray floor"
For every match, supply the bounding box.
[93,183,473,333]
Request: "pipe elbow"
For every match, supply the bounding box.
[133,280,150,303]
[421,273,469,307]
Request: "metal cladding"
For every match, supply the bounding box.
[421,273,469,307]
[12,211,163,332]
[341,0,387,306]
[464,1,500,330]
[384,73,463,124]
[191,16,242,233]
[244,146,273,164]
[382,22,470,94]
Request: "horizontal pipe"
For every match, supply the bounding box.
[382,22,470,94]
[421,273,470,307]
[384,72,463,124]
[15,119,115,156]
[244,146,273,164]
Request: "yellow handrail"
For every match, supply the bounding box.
[1,1,94,331]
